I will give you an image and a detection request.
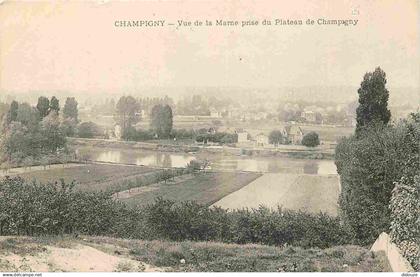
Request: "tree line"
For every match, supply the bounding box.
[0,96,79,169]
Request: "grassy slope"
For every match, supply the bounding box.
[121,171,262,206]
[15,164,158,192]
[0,236,390,272]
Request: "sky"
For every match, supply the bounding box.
[0,0,419,94]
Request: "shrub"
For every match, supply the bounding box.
[170,129,195,140]
[302,132,320,147]
[195,132,237,144]
[77,122,101,138]
[122,127,155,141]
[0,177,352,249]
[389,175,420,271]
[335,113,419,245]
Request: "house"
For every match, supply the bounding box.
[114,124,122,140]
[301,111,316,123]
[237,131,249,143]
[207,127,217,134]
[256,133,269,147]
[210,109,222,118]
[282,125,304,144]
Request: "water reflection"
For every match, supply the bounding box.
[78,147,195,168]
[77,147,337,175]
[211,158,337,175]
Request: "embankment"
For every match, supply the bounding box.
[68,138,335,159]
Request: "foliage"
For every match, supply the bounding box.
[61,117,78,137]
[5,101,18,125]
[196,132,237,144]
[115,96,140,131]
[269,130,284,146]
[389,175,420,271]
[77,122,101,138]
[0,102,9,123]
[122,127,155,141]
[150,104,173,139]
[16,103,40,128]
[0,177,353,249]
[103,238,389,272]
[40,112,67,154]
[335,113,419,245]
[50,96,60,114]
[170,129,195,140]
[36,96,50,119]
[355,67,391,135]
[0,98,70,167]
[301,132,320,147]
[63,97,78,122]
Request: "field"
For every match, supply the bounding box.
[120,171,262,206]
[15,163,159,192]
[212,173,340,216]
[0,236,390,272]
[12,163,261,206]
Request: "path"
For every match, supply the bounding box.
[0,163,86,177]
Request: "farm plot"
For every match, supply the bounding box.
[212,173,340,216]
[120,171,262,207]
[15,163,159,192]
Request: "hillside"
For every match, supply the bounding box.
[0,236,390,272]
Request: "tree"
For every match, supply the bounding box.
[150,104,173,139]
[16,103,39,128]
[63,97,78,122]
[0,102,9,122]
[77,122,100,138]
[115,96,140,132]
[60,117,77,137]
[355,67,391,135]
[36,96,50,119]
[0,122,30,163]
[40,111,66,155]
[50,96,60,114]
[269,130,284,146]
[302,132,320,147]
[5,101,18,125]
[335,113,419,244]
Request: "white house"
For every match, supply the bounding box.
[256,133,269,147]
[114,124,122,140]
[301,111,316,123]
[237,131,249,143]
[210,109,222,118]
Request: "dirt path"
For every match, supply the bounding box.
[0,239,163,272]
[0,163,86,177]
[211,173,340,216]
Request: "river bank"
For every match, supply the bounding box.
[68,137,335,160]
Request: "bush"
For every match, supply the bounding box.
[195,132,237,144]
[302,132,320,147]
[389,175,420,271]
[170,129,195,140]
[77,122,101,138]
[122,127,155,141]
[0,177,352,249]
[335,113,419,245]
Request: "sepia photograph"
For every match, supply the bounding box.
[0,0,419,274]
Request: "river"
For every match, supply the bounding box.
[76,146,337,175]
